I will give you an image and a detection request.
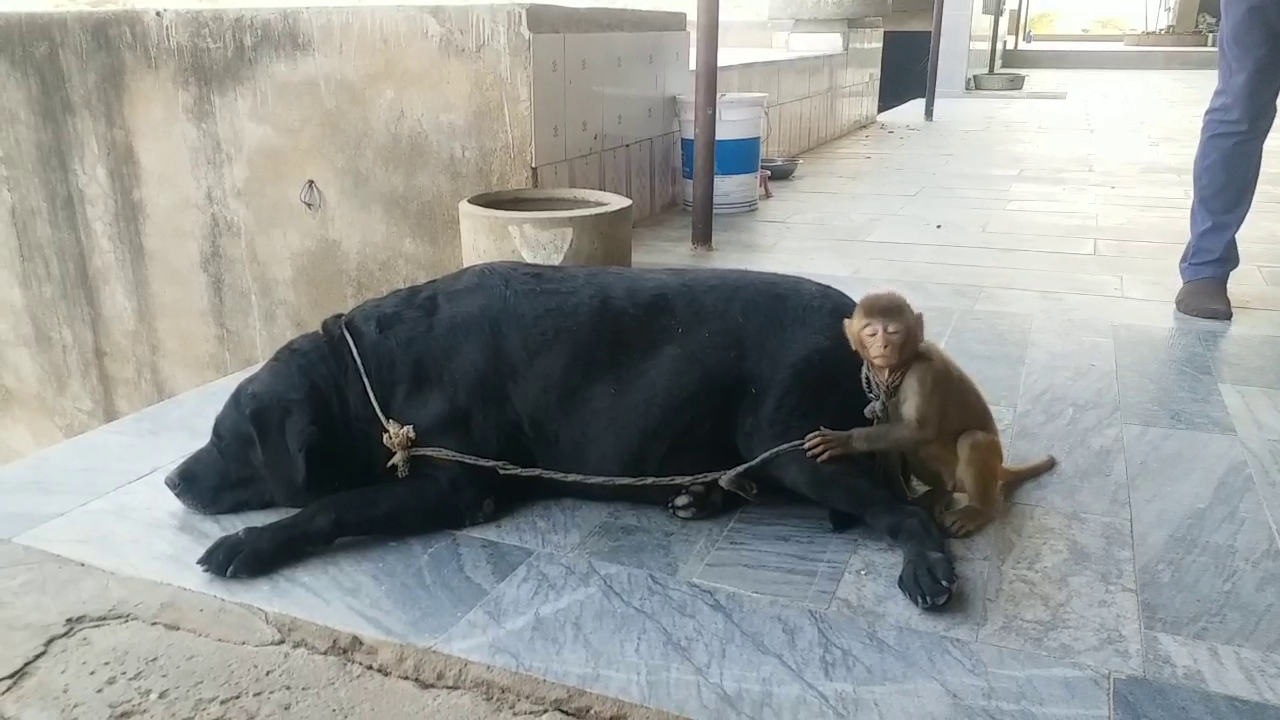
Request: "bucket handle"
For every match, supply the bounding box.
[762,107,773,147]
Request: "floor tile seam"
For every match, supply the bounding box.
[732,232,1113,260]
[427,547,545,651]
[1116,420,1239,439]
[685,508,740,582]
[1141,628,1280,665]
[1117,401,1151,690]
[1125,511,1278,545]
[1137,614,1280,658]
[799,532,859,608]
[969,627,1126,678]
[6,452,193,545]
[1224,413,1280,550]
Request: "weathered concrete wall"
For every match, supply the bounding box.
[0,6,537,463]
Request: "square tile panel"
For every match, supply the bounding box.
[530,33,567,167]
[563,33,603,158]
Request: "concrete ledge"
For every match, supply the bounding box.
[1003,48,1217,70]
[767,0,889,21]
[524,4,686,34]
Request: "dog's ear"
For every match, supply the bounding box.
[319,313,347,341]
[246,400,316,491]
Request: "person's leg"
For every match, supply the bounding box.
[1177,0,1280,320]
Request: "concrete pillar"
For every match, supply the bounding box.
[1171,0,1200,32]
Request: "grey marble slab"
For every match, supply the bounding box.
[973,287,1280,338]
[435,552,1110,720]
[1220,384,1280,547]
[14,465,532,645]
[791,270,983,313]
[460,498,613,554]
[1112,324,1236,434]
[1006,322,1129,518]
[573,501,733,579]
[0,366,257,539]
[978,503,1143,673]
[1112,676,1280,720]
[1144,631,1280,708]
[940,310,1033,408]
[693,504,856,608]
[1200,332,1280,391]
[1123,424,1280,655]
[830,528,990,641]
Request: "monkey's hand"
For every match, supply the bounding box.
[804,427,854,463]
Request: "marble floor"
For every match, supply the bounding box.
[6,69,1280,718]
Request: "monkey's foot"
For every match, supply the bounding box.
[668,482,727,520]
[941,506,992,538]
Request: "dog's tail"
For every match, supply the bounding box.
[999,455,1057,495]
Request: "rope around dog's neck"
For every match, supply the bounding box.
[860,363,906,424]
[338,321,802,496]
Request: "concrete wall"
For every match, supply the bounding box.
[0,4,881,466]
[717,29,884,159]
[936,0,1005,95]
[0,3,672,464]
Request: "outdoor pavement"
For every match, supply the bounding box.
[4,68,1280,718]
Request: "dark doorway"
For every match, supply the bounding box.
[879,30,931,113]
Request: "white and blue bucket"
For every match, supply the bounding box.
[675,92,769,214]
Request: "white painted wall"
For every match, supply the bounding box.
[935,0,1006,96]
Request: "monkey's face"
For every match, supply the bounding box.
[856,319,911,369]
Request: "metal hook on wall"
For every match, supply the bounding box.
[299,179,323,212]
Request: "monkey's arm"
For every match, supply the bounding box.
[840,420,926,452]
[805,369,935,459]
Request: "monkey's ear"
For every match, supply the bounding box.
[842,317,865,356]
[914,311,925,339]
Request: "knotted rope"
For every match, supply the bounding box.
[860,362,906,424]
[338,322,803,498]
[859,361,916,500]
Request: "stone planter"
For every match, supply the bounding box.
[458,188,634,268]
[972,72,1027,91]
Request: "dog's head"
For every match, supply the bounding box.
[165,361,322,515]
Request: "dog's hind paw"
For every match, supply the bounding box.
[667,482,726,520]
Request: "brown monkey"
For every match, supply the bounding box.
[803,292,1056,538]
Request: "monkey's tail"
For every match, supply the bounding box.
[999,455,1057,493]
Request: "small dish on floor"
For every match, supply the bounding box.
[760,157,801,180]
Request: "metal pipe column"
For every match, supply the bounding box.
[691,0,721,250]
[924,0,945,122]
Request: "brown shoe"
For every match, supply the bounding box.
[1175,279,1233,321]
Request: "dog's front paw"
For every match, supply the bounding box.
[897,549,957,611]
[197,526,289,579]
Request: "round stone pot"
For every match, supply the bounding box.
[972,72,1027,91]
[458,188,634,268]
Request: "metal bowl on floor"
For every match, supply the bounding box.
[760,157,801,180]
[971,72,1027,91]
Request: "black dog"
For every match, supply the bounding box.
[165,261,956,609]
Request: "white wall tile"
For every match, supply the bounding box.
[632,32,665,140]
[652,132,673,212]
[569,152,601,190]
[600,32,629,150]
[779,60,809,103]
[535,160,570,189]
[564,33,603,158]
[602,146,629,197]
[531,33,567,167]
[628,140,653,221]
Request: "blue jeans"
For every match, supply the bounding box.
[1179,0,1280,283]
